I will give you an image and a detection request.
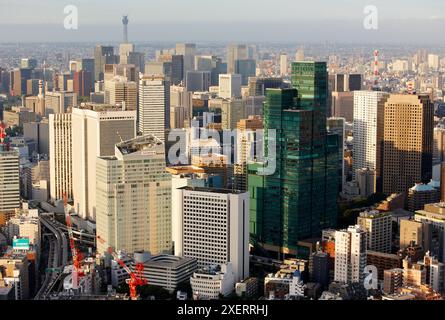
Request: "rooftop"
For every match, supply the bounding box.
[179,186,246,195]
[116,135,164,155]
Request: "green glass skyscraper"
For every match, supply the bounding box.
[249,62,338,257]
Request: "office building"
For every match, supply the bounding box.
[73,70,93,97]
[111,252,197,292]
[173,187,249,282]
[49,113,72,201]
[190,263,236,300]
[331,91,354,122]
[94,45,117,81]
[235,59,256,85]
[44,91,77,116]
[72,106,136,221]
[334,225,367,284]
[355,168,376,198]
[352,91,389,187]
[221,99,246,130]
[383,268,404,294]
[248,77,284,97]
[280,54,288,76]
[357,210,392,253]
[249,62,339,256]
[186,71,211,92]
[0,147,20,223]
[104,76,137,110]
[176,43,196,76]
[139,75,169,142]
[219,74,242,99]
[366,251,403,281]
[96,135,172,255]
[408,183,441,212]
[227,44,248,74]
[433,127,445,165]
[382,94,433,196]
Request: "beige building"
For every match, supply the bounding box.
[44,91,77,116]
[96,135,171,255]
[382,94,434,195]
[433,127,445,165]
[234,116,263,191]
[72,106,136,221]
[104,76,137,110]
[221,99,246,130]
[357,210,392,253]
[49,113,73,202]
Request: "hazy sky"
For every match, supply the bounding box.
[1,0,445,42]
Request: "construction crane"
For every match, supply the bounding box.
[63,193,84,289]
[96,236,147,300]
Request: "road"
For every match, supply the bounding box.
[34,214,68,300]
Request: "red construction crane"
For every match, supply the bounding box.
[63,193,84,289]
[96,236,147,300]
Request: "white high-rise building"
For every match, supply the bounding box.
[219,74,242,99]
[334,225,367,284]
[352,91,389,184]
[72,107,136,221]
[49,113,73,201]
[280,54,288,76]
[96,135,172,255]
[139,75,169,142]
[173,187,249,282]
[0,147,20,215]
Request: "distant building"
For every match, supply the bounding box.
[219,74,242,99]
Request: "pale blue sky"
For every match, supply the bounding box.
[0,0,444,42]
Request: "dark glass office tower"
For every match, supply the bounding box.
[249,62,338,258]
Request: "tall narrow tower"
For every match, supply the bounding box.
[122,15,129,43]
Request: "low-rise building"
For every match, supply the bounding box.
[190,263,235,300]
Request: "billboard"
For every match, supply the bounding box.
[13,238,30,250]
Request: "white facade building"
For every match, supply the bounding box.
[334,225,367,284]
[352,91,389,184]
[190,263,236,300]
[219,74,242,99]
[139,76,169,142]
[49,113,72,201]
[173,187,249,282]
[0,148,20,214]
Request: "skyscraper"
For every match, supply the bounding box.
[280,54,288,76]
[72,106,137,221]
[49,113,73,201]
[352,91,389,189]
[185,71,211,92]
[249,61,339,257]
[357,210,392,253]
[176,43,196,77]
[0,146,20,222]
[235,59,256,85]
[139,75,169,142]
[96,135,171,255]
[172,186,250,282]
[382,94,433,195]
[227,44,248,74]
[94,45,117,81]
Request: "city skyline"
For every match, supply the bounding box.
[1,0,445,43]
